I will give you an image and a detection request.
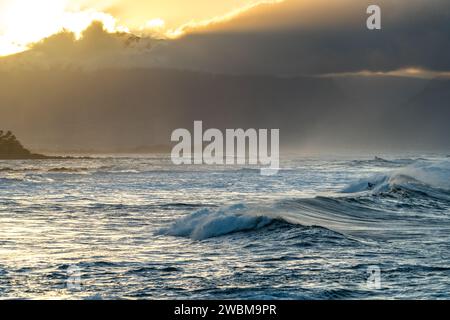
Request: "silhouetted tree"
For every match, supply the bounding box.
[0,130,31,156]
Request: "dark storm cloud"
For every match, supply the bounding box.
[2,0,448,76]
[151,0,450,76]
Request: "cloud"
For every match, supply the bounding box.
[321,68,450,80]
[0,0,282,55]
[149,0,450,76]
[0,21,158,69]
[0,0,128,56]
[1,0,449,77]
[164,0,284,38]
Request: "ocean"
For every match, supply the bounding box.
[0,154,449,299]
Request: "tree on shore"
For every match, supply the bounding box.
[0,130,31,156]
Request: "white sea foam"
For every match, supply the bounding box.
[158,204,273,240]
[161,160,450,241]
[342,160,450,193]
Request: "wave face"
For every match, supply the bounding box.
[161,160,450,241]
[343,160,450,194]
[159,204,275,240]
[1,155,450,299]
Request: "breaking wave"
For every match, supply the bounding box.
[158,204,274,240]
[161,160,450,240]
[343,160,450,199]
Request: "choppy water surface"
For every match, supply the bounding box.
[0,154,449,299]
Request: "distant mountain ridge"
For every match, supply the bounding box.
[1,68,449,152]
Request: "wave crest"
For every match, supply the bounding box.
[160,160,450,241]
[343,160,450,196]
[158,204,274,240]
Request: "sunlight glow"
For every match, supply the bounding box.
[0,0,283,56]
[166,0,284,38]
[321,68,450,80]
[0,0,126,56]
[146,18,166,29]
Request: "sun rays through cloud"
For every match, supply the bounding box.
[0,0,283,56]
[0,0,130,55]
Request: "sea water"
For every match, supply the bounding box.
[0,154,449,299]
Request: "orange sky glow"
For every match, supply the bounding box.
[0,0,283,56]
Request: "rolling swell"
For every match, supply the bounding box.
[161,160,450,240]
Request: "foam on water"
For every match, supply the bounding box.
[343,160,450,194]
[159,204,274,240]
[162,160,450,241]
[1,155,450,299]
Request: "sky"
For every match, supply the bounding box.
[0,0,449,152]
[0,0,280,55]
[1,0,449,77]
